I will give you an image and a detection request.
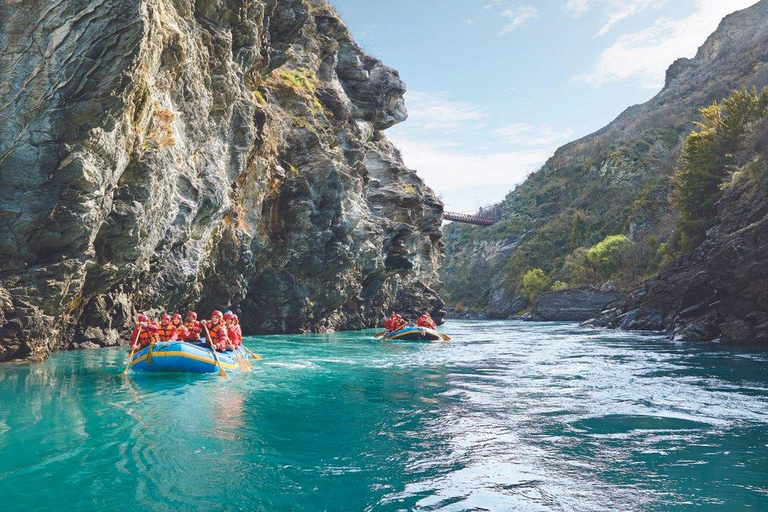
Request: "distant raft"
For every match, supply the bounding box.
[381,326,442,342]
[129,341,240,373]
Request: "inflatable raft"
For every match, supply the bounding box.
[129,341,240,373]
[382,326,442,342]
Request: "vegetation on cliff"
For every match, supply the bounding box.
[442,0,768,321]
[674,87,768,250]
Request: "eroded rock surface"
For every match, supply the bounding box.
[530,288,624,322]
[0,0,444,361]
[588,159,768,345]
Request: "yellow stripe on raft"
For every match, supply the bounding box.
[389,328,441,340]
[132,350,238,370]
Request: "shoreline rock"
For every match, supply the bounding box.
[529,288,625,322]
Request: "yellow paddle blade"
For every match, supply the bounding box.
[441,334,452,341]
[236,351,251,372]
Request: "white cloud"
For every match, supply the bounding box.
[578,0,760,89]
[565,0,590,19]
[499,5,539,35]
[597,0,666,36]
[390,136,549,210]
[494,123,576,147]
[403,91,486,132]
[393,93,577,210]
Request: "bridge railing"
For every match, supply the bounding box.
[442,211,496,226]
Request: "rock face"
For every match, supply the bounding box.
[442,0,768,321]
[0,0,444,362]
[530,288,624,322]
[588,130,768,344]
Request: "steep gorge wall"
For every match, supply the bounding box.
[442,0,768,322]
[0,0,444,361]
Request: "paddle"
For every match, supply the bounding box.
[234,346,252,372]
[241,345,263,361]
[440,333,452,342]
[203,323,228,378]
[122,325,142,375]
[373,330,387,338]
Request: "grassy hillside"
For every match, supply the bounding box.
[442,1,768,317]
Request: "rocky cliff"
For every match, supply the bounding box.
[443,1,768,324]
[0,0,444,362]
[588,113,768,344]
[530,287,624,322]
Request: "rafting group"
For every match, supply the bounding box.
[130,310,241,352]
[123,309,448,376]
[377,312,449,342]
[124,310,260,377]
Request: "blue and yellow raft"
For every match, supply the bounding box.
[130,341,240,373]
[381,326,442,342]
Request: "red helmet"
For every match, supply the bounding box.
[187,312,197,320]
[223,312,234,321]
[212,310,223,318]
[172,313,182,321]
[233,314,239,324]
[161,313,171,322]
[138,314,148,322]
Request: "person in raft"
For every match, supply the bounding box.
[224,312,242,348]
[184,311,202,342]
[232,314,243,345]
[155,313,177,342]
[130,314,159,349]
[170,313,189,341]
[203,310,231,352]
[384,312,407,333]
[416,312,437,330]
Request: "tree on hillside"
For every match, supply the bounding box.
[674,87,768,250]
[521,268,550,303]
[586,234,633,276]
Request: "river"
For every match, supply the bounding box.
[1,320,766,511]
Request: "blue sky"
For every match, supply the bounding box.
[330,0,759,212]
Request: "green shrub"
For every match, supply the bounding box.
[673,87,768,250]
[586,234,632,275]
[550,280,568,292]
[522,268,551,302]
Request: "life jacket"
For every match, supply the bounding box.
[226,324,242,346]
[172,323,188,340]
[417,315,436,329]
[208,323,228,342]
[385,317,398,331]
[137,326,157,346]
[184,320,201,338]
[156,324,176,341]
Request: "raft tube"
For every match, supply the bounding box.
[383,326,442,342]
[130,341,239,373]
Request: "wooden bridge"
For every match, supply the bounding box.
[442,211,496,226]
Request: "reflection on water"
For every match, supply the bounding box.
[0,321,767,511]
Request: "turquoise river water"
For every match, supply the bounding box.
[1,320,767,511]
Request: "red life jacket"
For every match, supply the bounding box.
[136,325,157,347]
[172,323,188,340]
[208,323,228,342]
[156,324,175,341]
[184,320,201,338]
[417,315,436,329]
